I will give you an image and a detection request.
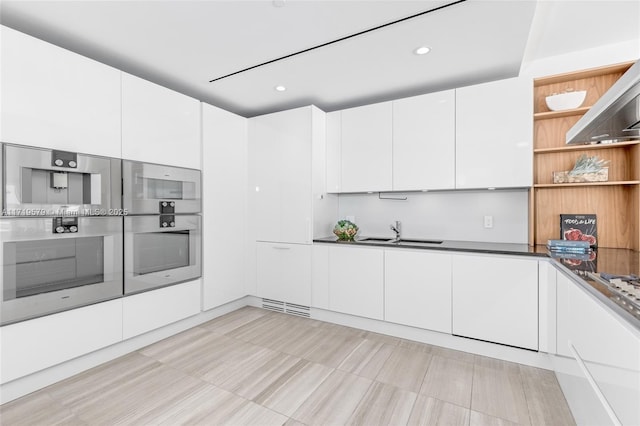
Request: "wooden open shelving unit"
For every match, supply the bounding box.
[530,61,640,251]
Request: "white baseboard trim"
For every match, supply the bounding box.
[0,296,249,405]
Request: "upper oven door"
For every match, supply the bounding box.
[123,160,201,215]
[0,216,124,325]
[3,144,121,216]
[124,215,201,295]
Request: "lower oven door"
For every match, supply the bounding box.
[0,216,123,325]
[124,215,201,295]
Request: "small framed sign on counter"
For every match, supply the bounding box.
[560,214,597,247]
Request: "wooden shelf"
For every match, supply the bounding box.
[534,181,640,188]
[534,106,590,120]
[534,140,640,153]
[533,61,635,86]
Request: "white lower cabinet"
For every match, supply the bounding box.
[452,254,538,350]
[0,299,123,384]
[122,280,201,340]
[556,271,640,426]
[328,245,384,320]
[256,243,311,306]
[385,249,452,333]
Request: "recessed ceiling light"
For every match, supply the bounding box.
[414,46,431,55]
[274,85,286,92]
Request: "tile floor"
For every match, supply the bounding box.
[0,306,576,425]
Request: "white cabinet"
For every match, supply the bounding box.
[392,90,455,191]
[201,104,247,310]
[328,245,384,320]
[325,111,342,193]
[0,299,123,384]
[256,242,311,306]
[1,26,121,158]
[455,77,533,189]
[249,106,331,244]
[385,249,452,333]
[121,73,200,169]
[452,254,538,350]
[122,280,201,340]
[556,271,640,426]
[340,102,393,192]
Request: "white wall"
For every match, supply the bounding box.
[337,190,529,244]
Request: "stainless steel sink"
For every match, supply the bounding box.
[395,238,443,244]
[357,237,395,242]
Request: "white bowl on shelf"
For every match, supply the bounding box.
[545,90,587,111]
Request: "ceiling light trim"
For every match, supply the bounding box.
[208,0,468,83]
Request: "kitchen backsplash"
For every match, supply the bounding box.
[338,189,529,244]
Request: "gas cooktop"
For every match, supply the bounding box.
[588,272,640,321]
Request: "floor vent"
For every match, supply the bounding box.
[261,299,310,318]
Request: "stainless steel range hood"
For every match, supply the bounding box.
[567,59,640,144]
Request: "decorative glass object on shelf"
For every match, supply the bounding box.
[553,154,610,183]
[333,220,359,241]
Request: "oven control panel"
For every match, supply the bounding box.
[51,150,78,168]
[53,217,79,234]
[159,201,175,214]
[160,215,175,228]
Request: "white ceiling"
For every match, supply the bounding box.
[1,0,638,117]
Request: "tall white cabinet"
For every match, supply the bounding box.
[455,77,533,189]
[248,106,337,304]
[0,25,121,158]
[121,73,200,169]
[202,104,248,310]
[392,90,456,191]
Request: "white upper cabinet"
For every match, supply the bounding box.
[249,106,328,245]
[202,104,248,310]
[325,111,342,193]
[1,26,121,158]
[392,90,456,191]
[385,249,452,333]
[452,254,538,350]
[340,102,393,192]
[455,77,533,189]
[121,73,200,169]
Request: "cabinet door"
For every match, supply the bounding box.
[122,279,201,340]
[202,104,248,310]
[121,73,200,169]
[328,245,383,320]
[249,107,312,244]
[452,254,538,350]
[1,26,121,158]
[455,77,533,189]
[0,299,122,384]
[340,102,392,192]
[325,111,342,193]
[256,242,311,306]
[385,249,452,333]
[393,90,455,190]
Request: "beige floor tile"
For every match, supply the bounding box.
[220,400,289,426]
[284,419,308,426]
[137,326,211,360]
[519,365,576,426]
[471,363,530,425]
[0,390,84,426]
[257,362,334,417]
[363,331,402,346]
[420,355,474,408]
[338,339,395,380]
[346,381,417,426]
[199,306,272,335]
[300,329,365,368]
[292,369,373,425]
[432,345,476,364]
[470,410,520,426]
[376,346,433,392]
[399,338,435,353]
[408,394,471,426]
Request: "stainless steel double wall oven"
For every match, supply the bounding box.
[0,145,202,325]
[0,144,123,325]
[122,160,202,295]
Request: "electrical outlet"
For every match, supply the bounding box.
[484,215,494,229]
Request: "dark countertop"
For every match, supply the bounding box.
[314,236,640,333]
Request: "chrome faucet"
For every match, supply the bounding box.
[390,220,401,240]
